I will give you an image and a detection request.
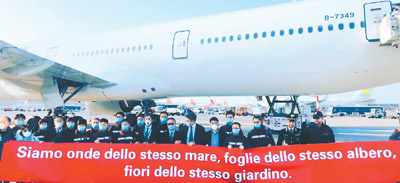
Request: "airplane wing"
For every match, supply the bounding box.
[0,40,116,108]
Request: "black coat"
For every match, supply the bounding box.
[115,130,135,143]
[277,128,301,145]
[136,124,157,143]
[93,131,112,143]
[300,124,335,144]
[247,128,275,147]
[0,127,16,161]
[53,128,75,143]
[180,124,206,145]
[223,133,252,149]
[33,128,57,142]
[73,131,92,143]
[205,130,226,147]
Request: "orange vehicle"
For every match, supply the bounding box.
[235,105,252,116]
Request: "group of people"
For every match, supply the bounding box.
[0,110,336,159]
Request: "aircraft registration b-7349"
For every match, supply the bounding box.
[0,0,399,115]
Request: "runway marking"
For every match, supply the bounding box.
[365,130,393,133]
[338,133,390,137]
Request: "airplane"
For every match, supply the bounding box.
[0,0,399,116]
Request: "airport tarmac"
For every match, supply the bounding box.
[2,111,398,143]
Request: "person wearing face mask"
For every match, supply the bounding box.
[180,110,206,146]
[205,117,226,147]
[155,112,169,129]
[247,116,275,147]
[16,125,39,142]
[109,112,125,142]
[73,119,92,143]
[33,119,57,142]
[136,114,157,143]
[220,111,235,137]
[93,118,112,143]
[53,117,77,143]
[300,111,335,144]
[11,113,26,134]
[154,112,170,143]
[224,122,251,150]
[115,120,135,143]
[132,115,145,140]
[0,116,16,160]
[277,114,302,146]
[88,118,100,137]
[261,114,273,135]
[155,118,181,144]
[54,117,65,135]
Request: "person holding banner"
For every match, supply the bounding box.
[33,118,57,142]
[224,122,251,149]
[277,114,301,145]
[247,116,275,147]
[54,117,65,135]
[155,118,182,144]
[15,125,39,142]
[180,109,206,146]
[53,117,77,143]
[73,119,92,143]
[87,118,100,137]
[115,120,135,143]
[93,118,113,143]
[132,115,144,140]
[135,114,157,143]
[0,116,15,161]
[220,110,235,137]
[109,112,125,142]
[205,117,226,147]
[300,111,335,144]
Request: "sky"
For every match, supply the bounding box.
[0,0,398,104]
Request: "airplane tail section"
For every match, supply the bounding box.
[210,99,215,104]
[190,98,196,105]
[167,98,173,105]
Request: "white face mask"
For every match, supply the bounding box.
[57,122,63,128]
[145,120,152,126]
[211,125,218,131]
[23,131,31,137]
[0,123,4,130]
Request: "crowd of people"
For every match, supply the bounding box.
[0,110,336,160]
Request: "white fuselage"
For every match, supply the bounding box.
[2,0,400,102]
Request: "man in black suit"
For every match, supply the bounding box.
[135,114,157,143]
[205,117,226,147]
[180,110,206,146]
[155,118,181,144]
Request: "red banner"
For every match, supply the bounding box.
[0,140,399,182]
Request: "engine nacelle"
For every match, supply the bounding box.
[86,100,141,115]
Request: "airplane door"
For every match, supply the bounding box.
[364,1,392,41]
[172,30,190,59]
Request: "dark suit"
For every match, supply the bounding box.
[205,130,226,147]
[180,123,206,145]
[156,128,181,144]
[136,124,157,143]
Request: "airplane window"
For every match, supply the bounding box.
[237,34,242,41]
[229,35,234,41]
[349,22,355,29]
[150,45,153,50]
[328,24,334,31]
[318,25,323,32]
[253,33,258,39]
[127,47,130,52]
[201,39,204,44]
[271,31,275,37]
[245,34,250,40]
[207,38,211,44]
[289,29,294,35]
[222,36,226,42]
[91,51,94,56]
[298,28,303,34]
[138,46,141,51]
[86,52,89,56]
[101,50,104,54]
[338,23,344,30]
[144,45,147,50]
[280,30,284,36]
[308,26,313,33]
[105,49,108,54]
[132,47,135,52]
[215,37,218,43]
[360,21,365,28]
[116,48,119,53]
[111,49,114,54]
[122,48,125,52]
[262,32,267,38]
[96,50,99,55]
